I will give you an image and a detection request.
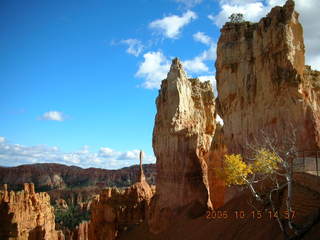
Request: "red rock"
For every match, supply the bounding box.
[149,58,217,233]
[205,124,227,208]
[216,0,320,154]
[88,154,153,240]
[0,183,62,239]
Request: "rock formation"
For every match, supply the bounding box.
[139,150,146,182]
[55,198,69,210]
[149,58,217,233]
[205,124,227,208]
[216,0,320,154]
[62,221,89,240]
[0,183,62,240]
[88,153,153,240]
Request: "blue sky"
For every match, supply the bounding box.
[1,0,319,169]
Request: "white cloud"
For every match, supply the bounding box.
[117,150,140,160]
[136,51,170,89]
[200,43,217,61]
[121,39,144,57]
[198,75,215,84]
[52,146,59,151]
[208,0,289,27]
[99,147,116,157]
[210,0,320,70]
[183,57,209,73]
[216,114,224,125]
[0,137,5,143]
[174,0,202,8]
[63,153,80,164]
[307,56,320,71]
[183,41,217,74]
[209,2,267,27]
[219,0,261,4]
[294,0,320,70]
[267,0,286,7]
[136,36,217,88]
[193,32,213,45]
[78,145,90,154]
[0,139,156,169]
[149,11,197,39]
[41,111,65,122]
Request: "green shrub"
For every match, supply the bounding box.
[229,13,245,23]
[55,204,90,230]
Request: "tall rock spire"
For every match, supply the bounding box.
[166,57,187,81]
[139,150,146,182]
[149,58,216,233]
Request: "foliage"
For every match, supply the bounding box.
[252,148,282,175]
[220,149,283,187]
[219,154,252,186]
[55,204,90,230]
[228,13,245,23]
[218,135,299,238]
[37,185,54,192]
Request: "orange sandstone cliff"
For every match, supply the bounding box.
[0,183,62,240]
[149,58,217,233]
[216,0,320,154]
[205,124,227,207]
[88,151,153,240]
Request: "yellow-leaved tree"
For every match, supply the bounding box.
[219,142,298,238]
[220,149,283,202]
[221,154,252,186]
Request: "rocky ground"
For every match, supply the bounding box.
[119,173,320,240]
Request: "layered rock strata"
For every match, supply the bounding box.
[0,183,61,240]
[216,0,320,154]
[149,58,216,233]
[0,163,156,193]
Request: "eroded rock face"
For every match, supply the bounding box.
[216,0,320,154]
[55,198,69,210]
[89,183,153,240]
[0,183,61,240]
[63,221,89,240]
[149,58,216,233]
[0,163,156,194]
[205,124,227,208]
[88,158,153,240]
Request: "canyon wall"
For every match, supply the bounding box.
[149,58,217,233]
[216,0,320,154]
[0,163,156,193]
[0,183,62,240]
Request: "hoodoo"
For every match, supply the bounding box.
[149,58,216,233]
[0,183,62,240]
[88,151,153,240]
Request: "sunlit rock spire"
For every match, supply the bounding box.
[139,150,146,182]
